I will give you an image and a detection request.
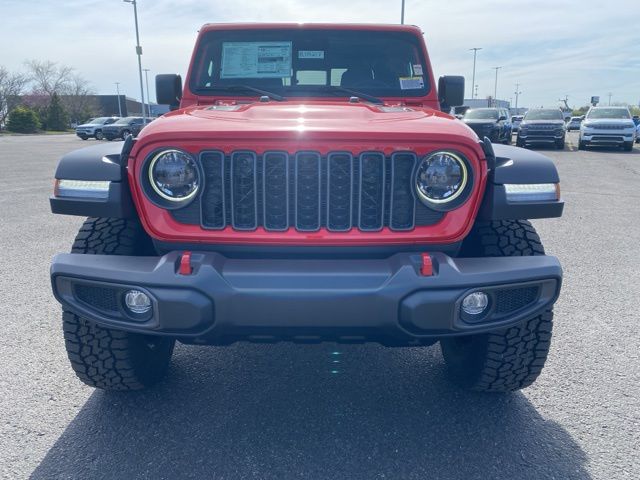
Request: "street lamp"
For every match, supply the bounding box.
[469,48,482,99]
[492,66,502,107]
[400,0,405,24]
[143,68,151,118]
[514,83,522,111]
[123,0,147,123]
[114,82,122,117]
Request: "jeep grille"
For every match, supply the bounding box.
[170,150,444,232]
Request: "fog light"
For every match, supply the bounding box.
[462,291,489,315]
[124,290,152,314]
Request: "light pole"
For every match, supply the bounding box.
[492,66,502,106]
[514,83,522,111]
[469,48,482,99]
[608,92,612,106]
[123,0,147,123]
[143,68,151,118]
[115,82,122,117]
[400,0,405,24]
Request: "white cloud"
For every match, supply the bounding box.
[0,0,638,108]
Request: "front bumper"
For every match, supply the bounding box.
[581,131,635,145]
[518,132,564,144]
[51,251,562,345]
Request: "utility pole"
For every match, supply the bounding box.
[474,84,478,99]
[400,0,405,24]
[143,68,151,118]
[514,83,522,111]
[123,0,147,123]
[492,66,502,106]
[608,92,612,106]
[469,48,482,99]
[115,82,122,117]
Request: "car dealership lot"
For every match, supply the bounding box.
[0,133,638,479]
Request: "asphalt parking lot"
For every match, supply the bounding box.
[1,133,638,480]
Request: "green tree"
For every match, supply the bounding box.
[46,92,69,131]
[7,105,40,133]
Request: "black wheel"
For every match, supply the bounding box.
[578,140,586,150]
[516,137,525,148]
[94,130,103,140]
[106,137,113,141]
[623,142,633,152]
[441,220,553,392]
[121,129,131,140]
[62,218,174,390]
[79,135,88,140]
[556,138,565,149]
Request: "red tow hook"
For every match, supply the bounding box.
[420,253,433,276]
[179,251,193,275]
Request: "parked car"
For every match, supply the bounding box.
[49,22,564,394]
[462,108,512,144]
[517,108,566,149]
[511,115,524,132]
[102,117,147,140]
[566,116,583,131]
[636,123,640,143]
[579,107,636,151]
[75,117,119,140]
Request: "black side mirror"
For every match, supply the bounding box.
[438,75,465,112]
[156,74,183,110]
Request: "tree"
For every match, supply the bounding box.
[7,105,40,133]
[0,66,28,128]
[61,74,98,125]
[46,92,69,130]
[24,60,73,97]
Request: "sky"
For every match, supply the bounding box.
[1,0,638,109]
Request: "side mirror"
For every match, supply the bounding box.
[498,115,507,121]
[438,75,465,112]
[156,74,182,110]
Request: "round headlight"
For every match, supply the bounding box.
[148,149,200,202]
[415,151,468,205]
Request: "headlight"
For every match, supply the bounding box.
[415,151,469,207]
[148,149,200,202]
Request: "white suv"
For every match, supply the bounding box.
[579,107,636,151]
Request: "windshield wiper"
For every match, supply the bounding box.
[321,86,383,105]
[198,84,286,101]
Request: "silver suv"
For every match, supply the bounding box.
[579,107,636,151]
[75,117,119,140]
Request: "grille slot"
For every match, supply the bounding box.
[75,284,119,313]
[358,152,386,231]
[263,152,289,231]
[327,153,354,231]
[295,152,322,231]
[230,151,258,230]
[495,286,539,314]
[184,150,446,232]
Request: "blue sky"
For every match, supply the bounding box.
[1,0,638,109]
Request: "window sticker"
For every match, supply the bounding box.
[298,50,325,59]
[399,76,424,90]
[221,42,292,78]
[413,64,423,75]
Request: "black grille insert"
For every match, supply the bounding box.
[75,284,119,313]
[495,286,539,314]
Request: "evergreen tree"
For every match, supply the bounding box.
[7,106,40,133]
[46,92,69,131]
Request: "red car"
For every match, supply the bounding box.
[50,23,563,392]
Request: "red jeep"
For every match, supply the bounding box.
[50,23,563,392]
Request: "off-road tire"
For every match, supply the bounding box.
[63,217,174,390]
[442,220,553,392]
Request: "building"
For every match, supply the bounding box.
[91,95,168,117]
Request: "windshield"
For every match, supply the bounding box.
[587,108,631,119]
[114,117,136,125]
[524,109,564,121]
[90,117,111,125]
[464,109,498,120]
[190,29,429,98]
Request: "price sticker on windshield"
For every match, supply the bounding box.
[399,76,424,90]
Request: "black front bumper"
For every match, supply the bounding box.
[51,252,562,345]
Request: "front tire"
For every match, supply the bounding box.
[441,220,553,392]
[63,217,174,390]
[556,137,565,149]
[121,129,131,139]
[94,130,103,140]
[623,141,633,152]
